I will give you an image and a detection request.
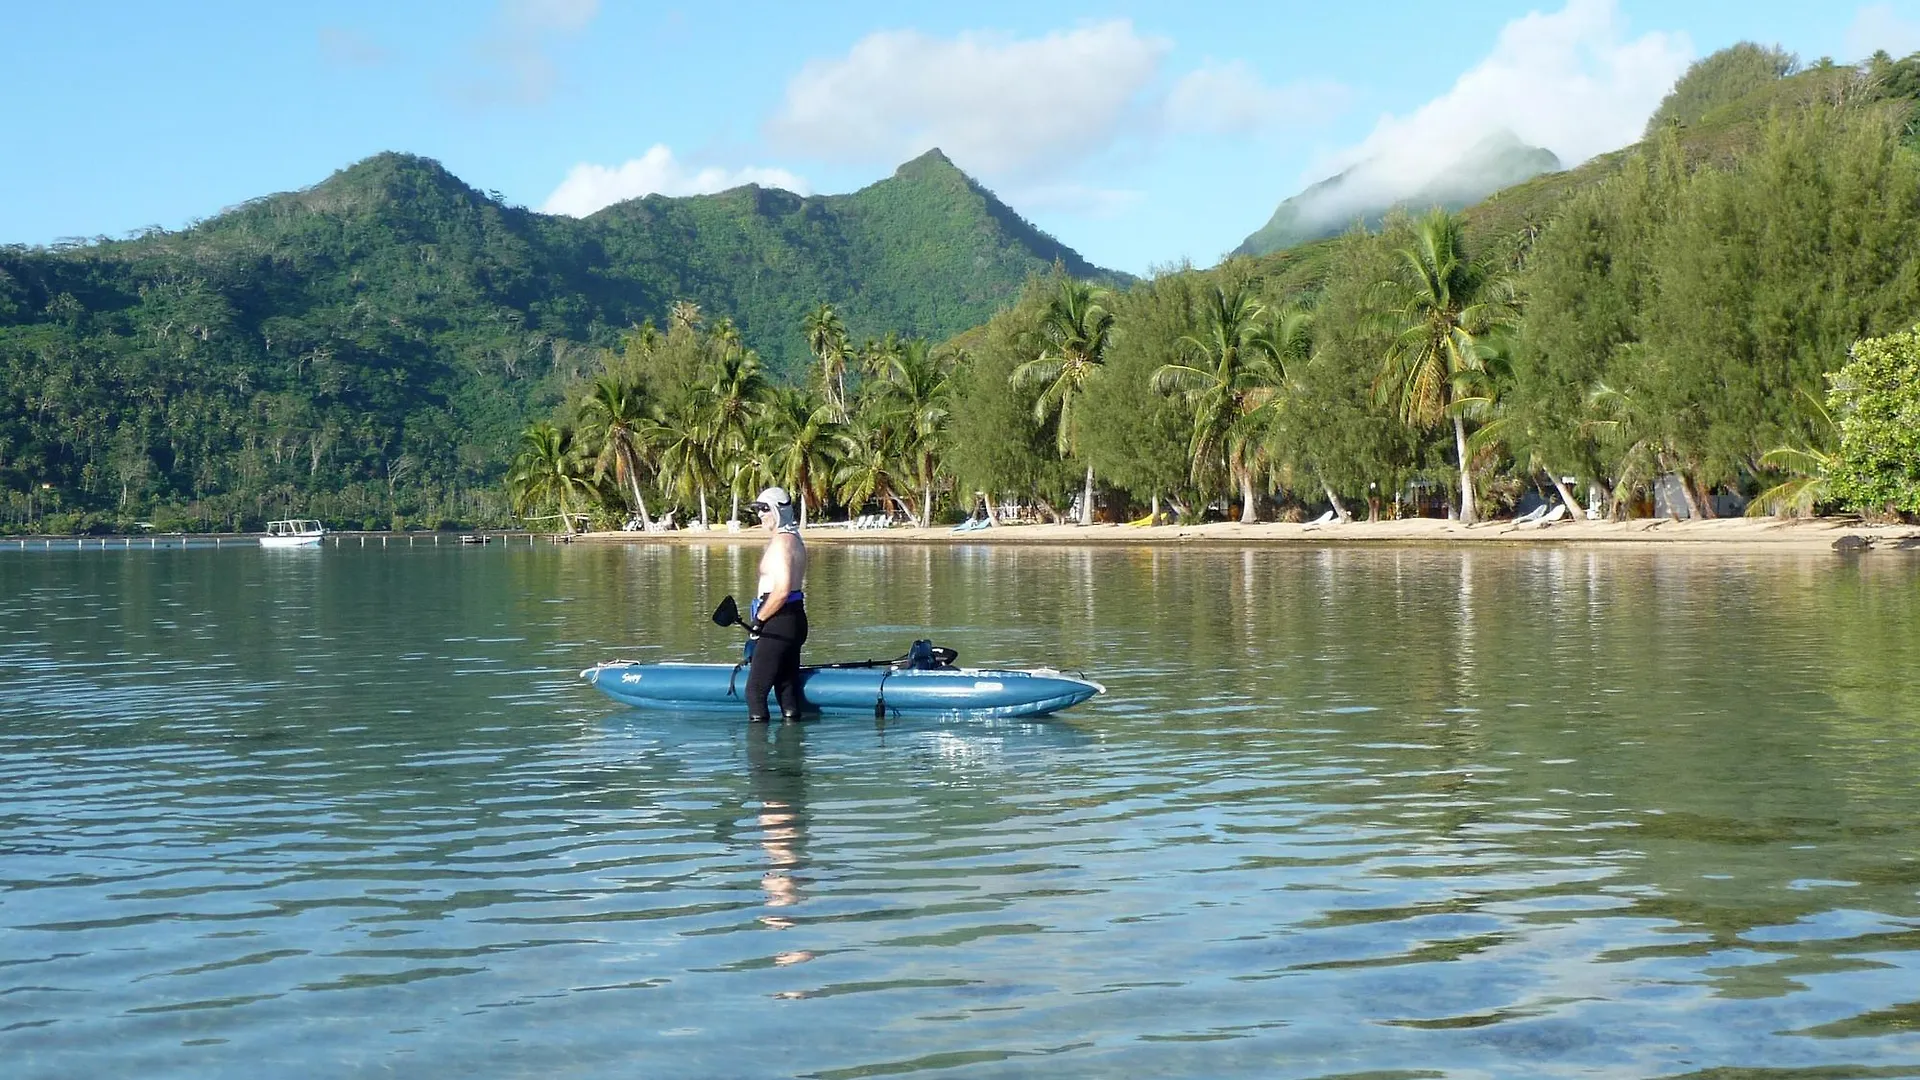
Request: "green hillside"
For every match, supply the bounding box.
[1451,57,1884,260]
[0,149,1120,531]
[580,148,1120,367]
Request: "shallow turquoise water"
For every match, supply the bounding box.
[4,542,1920,1078]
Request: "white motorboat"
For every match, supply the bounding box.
[260,519,325,548]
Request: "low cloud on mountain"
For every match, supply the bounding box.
[1285,0,1689,242]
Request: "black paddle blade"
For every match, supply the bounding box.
[712,595,741,628]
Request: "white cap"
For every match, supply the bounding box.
[750,487,791,511]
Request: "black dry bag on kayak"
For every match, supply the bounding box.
[900,639,958,670]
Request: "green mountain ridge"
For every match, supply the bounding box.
[0,148,1121,529]
[573,147,1124,367]
[133,146,1124,372]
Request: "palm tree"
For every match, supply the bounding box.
[577,374,657,528]
[506,421,592,534]
[1011,278,1115,525]
[801,304,850,421]
[1459,338,1586,520]
[858,332,904,380]
[1585,378,1698,519]
[833,414,907,522]
[649,401,720,529]
[1253,304,1334,516]
[1749,445,1834,518]
[1747,390,1837,518]
[704,346,766,441]
[1152,283,1289,523]
[721,433,775,528]
[1371,209,1517,525]
[765,386,840,526]
[882,340,955,526]
[701,346,767,524]
[667,300,704,337]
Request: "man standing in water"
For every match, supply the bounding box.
[745,487,808,722]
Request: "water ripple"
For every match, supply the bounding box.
[4,547,1920,1077]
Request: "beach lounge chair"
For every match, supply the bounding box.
[1505,504,1571,532]
[1511,504,1550,525]
[1301,509,1338,530]
[1527,504,1570,528]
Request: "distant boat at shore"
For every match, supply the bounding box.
[260,519,325,548]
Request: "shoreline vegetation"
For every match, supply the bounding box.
[570,516,1920,553]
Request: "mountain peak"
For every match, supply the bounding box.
[894,147,961,178]
[297,152,487,216]
[854,148,1125,287]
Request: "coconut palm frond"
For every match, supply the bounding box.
[1747,471,1830,518]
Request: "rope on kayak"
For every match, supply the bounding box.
[873,667,893,720]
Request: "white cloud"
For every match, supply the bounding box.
[1164,60,1346,135]
[541,145,812,216]
[1002,183,1146,219]
[503,0,599,33]
[756,20,1344,199]
[768,21,1167,178]
[1295,0,1689,227]
[1847,4,1920,60]
[318,27,389,69]
[457,0,601,107]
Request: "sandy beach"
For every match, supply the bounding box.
[577,516,1920,553]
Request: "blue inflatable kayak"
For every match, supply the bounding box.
[580,658,1104,719]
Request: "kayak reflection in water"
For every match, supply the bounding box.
[744,486,809,722]
[747,721,815,968]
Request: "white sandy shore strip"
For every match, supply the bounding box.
[576,517,1920,553]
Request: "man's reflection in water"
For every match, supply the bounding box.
[746,721,814,966]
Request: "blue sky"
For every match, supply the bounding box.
[7,0,1919,274]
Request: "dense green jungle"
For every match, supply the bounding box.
[4,44,1920,534]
